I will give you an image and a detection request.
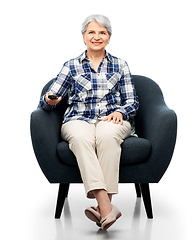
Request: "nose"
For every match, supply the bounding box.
[94,33,100,40]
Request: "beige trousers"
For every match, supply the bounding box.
[61,120,131,198]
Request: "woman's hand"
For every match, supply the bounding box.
[103,111,123,125]
[45,91,62,106]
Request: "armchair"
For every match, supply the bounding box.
[30,75,177,219]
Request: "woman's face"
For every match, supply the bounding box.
[83,21,111,53]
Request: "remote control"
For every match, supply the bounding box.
[48,94,58,99]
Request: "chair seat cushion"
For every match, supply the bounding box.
[120,137,151,165]
[57,137,151,166]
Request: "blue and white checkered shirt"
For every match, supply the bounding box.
[39,51,139,133]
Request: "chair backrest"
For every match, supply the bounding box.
[132,75,167,135]
[132,75,165,109]
[41,79,54,97]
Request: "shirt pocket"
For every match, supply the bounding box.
[74,73,92,94]
[106,72,121,91]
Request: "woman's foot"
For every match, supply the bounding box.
[85,206,101,227]
[98,201,112,219]
[100,205,122,230]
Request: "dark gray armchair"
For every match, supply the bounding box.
[30,75,177,219]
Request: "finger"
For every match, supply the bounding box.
[106,113,113,122]
[54,96,62,103]
[104,116,111,122]
[103,116,108,121]
[45,91,52,100]
[115,117,120,124]
[46,91,53,96]
[107,115,112,122]
[113,116,117,123]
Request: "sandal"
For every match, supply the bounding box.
[85,206,101,227]
[100,205,122,230]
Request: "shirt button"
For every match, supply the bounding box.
[98,73,100,76]
[99,85,101,88]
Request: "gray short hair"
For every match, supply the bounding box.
[81,14,112,35]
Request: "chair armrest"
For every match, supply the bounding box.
[30,108,65,181]
[136,103,177,181]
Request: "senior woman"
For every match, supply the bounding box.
[39,14,139,230]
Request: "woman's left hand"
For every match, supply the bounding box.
[103,111,123,125]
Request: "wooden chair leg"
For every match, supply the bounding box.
[134,183,141,197]
[55,183,70,219]
[140,183,153,219]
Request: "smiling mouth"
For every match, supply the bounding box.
[92,42,102,45]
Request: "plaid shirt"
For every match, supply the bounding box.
[39,51,139,133]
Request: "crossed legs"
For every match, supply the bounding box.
[61,119,131,219]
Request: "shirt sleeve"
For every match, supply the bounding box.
[39,62,71,111]
[117,61,139,120]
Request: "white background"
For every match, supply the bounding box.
[1,0,193,239]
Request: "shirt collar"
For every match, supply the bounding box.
[79,50,113,63]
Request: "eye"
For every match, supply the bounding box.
[88,31,94,34]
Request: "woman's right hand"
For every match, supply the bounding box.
[45,91,62,106]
